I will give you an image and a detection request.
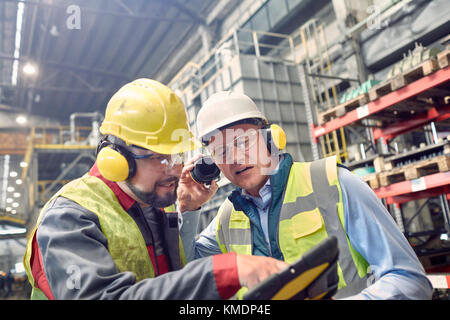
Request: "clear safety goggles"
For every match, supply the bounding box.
[129,145,184,168]
[209,130,259,163]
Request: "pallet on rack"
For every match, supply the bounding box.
[318,93,369,124]
[373,156,388,173]
[362,173,380,189]
[378,167,407,187]
[368,59,440,101]
[378,154,450,187]
[383,142,450,171]
[368,80,394,102]
[391,58,440,91]
[404,155,450,181]
[437,48,450,69]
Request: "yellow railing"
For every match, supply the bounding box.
[299,20,348,161]
[31,126,94,148]
[0,215,26,226]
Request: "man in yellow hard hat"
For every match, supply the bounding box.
[182,91,433,300]
[23,79,287,300]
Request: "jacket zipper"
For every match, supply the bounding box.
[138,206,160,275]
[149,225,160,276]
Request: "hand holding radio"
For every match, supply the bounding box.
[189,156,221,185]
[177,154,219,213]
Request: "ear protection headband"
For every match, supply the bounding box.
[96,139,136,182]
[261,124,287,154]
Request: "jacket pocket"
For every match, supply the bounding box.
[291,208,323,239]
[229,210,250,229]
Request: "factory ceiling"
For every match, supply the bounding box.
[0,0,217,123]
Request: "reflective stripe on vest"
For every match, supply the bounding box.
[216,156,369,299]
[24,174,186,299]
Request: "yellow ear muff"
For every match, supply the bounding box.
[270,124,286,151]
[97,147,130,182]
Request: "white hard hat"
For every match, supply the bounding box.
[196,91,268,142]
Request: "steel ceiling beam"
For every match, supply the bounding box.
[20,0,53,114]
[0,82,115,93]
[165,0,206,25]
[0,52,131,80]
[68,0,150,115]
[2,0,197,24]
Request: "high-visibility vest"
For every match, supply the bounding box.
[23,173,187,300]
[215,156,370,299]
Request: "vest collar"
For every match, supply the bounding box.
[89,162,136,211]
[227,153,294,259]
[228,153,294,208]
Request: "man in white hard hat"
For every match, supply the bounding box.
[181,91,433,300]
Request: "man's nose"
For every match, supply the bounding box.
[231,147,247,165]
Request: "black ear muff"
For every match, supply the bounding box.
[190,156,221,185]
[96,139,110,157]
[262,124,286,154]
[96,142,136,182]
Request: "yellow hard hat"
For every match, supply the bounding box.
[100,78,201,154]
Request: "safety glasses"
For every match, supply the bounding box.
[209,129,259,163]
[129,145,184,168]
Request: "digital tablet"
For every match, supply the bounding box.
[243,236,339,300]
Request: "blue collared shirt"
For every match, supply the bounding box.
[180,163,433,300]
[241,172,273,252]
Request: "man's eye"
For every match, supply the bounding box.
[151,155,166,161]
[236,137,248,147]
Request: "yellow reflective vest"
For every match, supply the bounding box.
[215,156,370,299]
[23,173,186,300]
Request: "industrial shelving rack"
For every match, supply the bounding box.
[312,67,450,142]
[310,50,450,280]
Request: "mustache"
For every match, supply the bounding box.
[156,176,179,185]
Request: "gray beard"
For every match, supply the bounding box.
[126,179,178,208]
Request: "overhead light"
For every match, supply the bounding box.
[10,171,18,178]
[11,210,17,215]
[16,115,27,125]
[23,63,37,76]
[2,155,10,210]
[15,262,25,273]
[6,198,13,203]
[5,207,11,212]
[441,233,449,241]
[20,161,28,168]
[13,192,20,198]
[11,2,25,86]
[0,227,27,236]
[16,179,22,185]
[12,202,19,208]
[50,25,59,37]
[7,186,14,192]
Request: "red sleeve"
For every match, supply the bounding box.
[212,252,241,299]
[30,234,55,300]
